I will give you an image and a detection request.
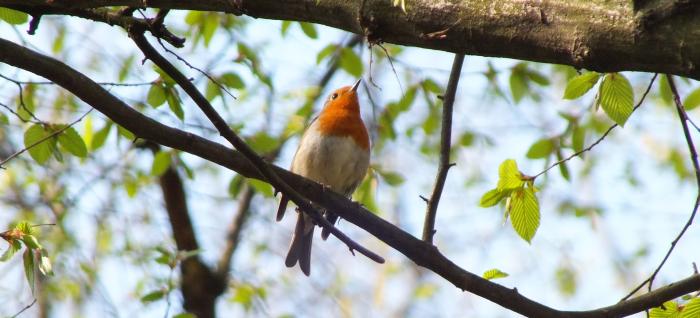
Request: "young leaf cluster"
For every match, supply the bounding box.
[480,160,540,243]
[564,72,635,127]
[0,222,54,295]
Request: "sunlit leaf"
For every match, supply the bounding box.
[166,88,184,121]
[563,72,600,100]
[91,121,112,150]
[497,159,523,191]
[509,69,527,104]
[57,126,88,158]
[509,186,539,243]
[21,234,41,249]
[339,48,363,77]
[650,301,679,318]
[526,139,553,159]
[24,124,54,164]
[23,249,35,295]
[572,125,585,153]
[0,7,28,25]
[38,249,53,276]
[141,290,165,303]
[479,188,503,208]
[482,268,509,280]
[147,84,167,108]
[0,240,21,262]
[248,179,274,197]
[413,283,437,299]
[555,266,577,296]
[316,44,337,65]
[298,22,318,39]
[280,20,292,36]
[151,151,171,176]
[598,73,634,126]
[683,87,700,110]
[221,73,245,89]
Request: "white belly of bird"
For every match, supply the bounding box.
[291,131,369,197]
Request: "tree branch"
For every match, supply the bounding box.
[622,75,700,301]
[3,36,700,318]
[421,54,462,244]
[3,0,700,80]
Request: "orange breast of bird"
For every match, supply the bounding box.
[315,91,370,151]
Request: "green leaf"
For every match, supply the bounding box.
[298,22,318,39]
[509,68,527,104]
[524,69,550,86]
[248,179,274,197]
[202,13,220,46]
[374,168,405,186]
[683,87,700,110]
[280,20,292,36]
[91,122,112,151]
[497,159,523,191]
[0,7,28,25]
[555,266,577,296]
[0,112,8,124]
[117,125,135,140]
[23,249,35,295]
[572,125,585,153]
[339,48,363,77]
[413,283,437,299]
[526,139,553,159]
[151,151,172,176]
[1,240,21,262]
[247,132,279,154]
[658,74,673,106]
[220,73,245,89]
[118,55,135,82]
[509,186,540,243]
[173,313,196,318]
[650,301,679,318]
[141,290,165,303]
[682,297,700,318]
[598,73,634,126]
[482,268,509,280]
[316,44,337,65]
[422,79,443,94]
[24,124,54,164]
[205,81,220,101]
[57,126,88,158]
[563,72,600,100]
[558,159,571,181]
[479,188,503,208]
[166,88,184,121]
[21,235,41,249]
[147,84,167,107]
[52,26,66,53]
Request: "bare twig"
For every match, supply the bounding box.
[533,73,658,179]
[621,75,700,301]
[216,185,255,278]
[0,73,44,123]
[10,298,37,318]
[422,54,464,244]
[0,108,92,168]
[129,27,384,264]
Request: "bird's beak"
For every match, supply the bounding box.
[351,78,361,92]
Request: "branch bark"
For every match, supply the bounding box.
[3,36,700,317]
[421,54,462,244]
[3,0,700,79]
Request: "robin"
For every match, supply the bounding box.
[276,79,370,276]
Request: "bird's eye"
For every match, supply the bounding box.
[330,93,339,100]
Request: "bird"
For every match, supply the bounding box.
[276,79,370,276]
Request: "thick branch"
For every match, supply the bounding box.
[3,0,700,79]
[421,54,462,244]
[3,37,700,318]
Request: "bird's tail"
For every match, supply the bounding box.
[285,212,314,276]
[276,195,289,222]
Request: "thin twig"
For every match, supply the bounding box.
[11,298,37,318]
[621,75,700,301]
[0,73,44,123]
[533,73,658,179]
[129,27,384,264]
[216,184,255,278]
[155,38,238,101]
[0,109,93,169]
[422,54,464,244]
